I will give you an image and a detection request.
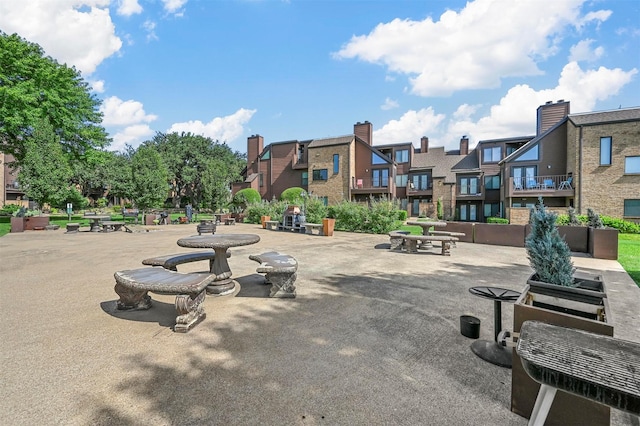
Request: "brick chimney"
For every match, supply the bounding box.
[247,134,264,174]
[536,100,570,135]
[354,121,373,145]
[420,136,429,153]
[460,136,469,155]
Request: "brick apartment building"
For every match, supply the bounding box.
[3,102,637,222]
[233,101,639,223]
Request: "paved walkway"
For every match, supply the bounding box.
[1,223,638,425]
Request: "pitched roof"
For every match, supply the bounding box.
[568,107,640,126]
[411,147,468,182]
[308,135,354,148]
[451,150,480,172]
[499,118,568,165]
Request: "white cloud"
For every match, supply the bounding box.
[111,125,155,152]
[100,96,158,126]
[445,62,638,146]
[143,20,159,42]
[167,108,257,143]
[90,80,106,93]
[373,108,445,144]
[162,0,188,15]
[381,98,399,111]
[117,0,143,17]
[374,62,637,150]
[0,0,122,75]
[334,0,613,97]
[569,39,604,62]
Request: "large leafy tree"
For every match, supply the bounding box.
[152,132,245,208]
[0,32,109,164]
[130,145,168,211]
[17,117,72,208]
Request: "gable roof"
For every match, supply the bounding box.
[411,147,468,182]
[308,135,354,148]
[499,117,568,165]
[568,107,640,126]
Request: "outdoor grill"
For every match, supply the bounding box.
[281,206,303,231]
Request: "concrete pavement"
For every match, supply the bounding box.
[1,222,638,425]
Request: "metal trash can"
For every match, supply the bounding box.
[460,315,480,339]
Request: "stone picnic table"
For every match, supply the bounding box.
[406,220,447,235]
[177,234,260,295]
[86,215,112,232]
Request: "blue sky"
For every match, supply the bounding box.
[1,0,638,154]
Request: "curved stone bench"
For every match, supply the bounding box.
[114,268,216,332]
[249,252,298,298]
[142,251,230,271]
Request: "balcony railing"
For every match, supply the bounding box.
[406,182,433,194]
[352,177,392,191]
[508,175,574,197]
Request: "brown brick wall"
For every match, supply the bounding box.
[308,144,351,205]
[576,120,640,218]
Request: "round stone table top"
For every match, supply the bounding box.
[177,233,260,250]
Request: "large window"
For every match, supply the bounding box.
[515,145,539,162]
[459,204,477,221]
[512,166,537,189]
[460,177,480,195]
[600,137,612,165]
[484,203,501,218]
[625,156,640,174]
[483,146,501,163]
[373,169,389,187]
[411,174,429,190]
[624,199,640,217]
[333,154,340,174]
[261,149,270,160]
[395,174,408,187]
[259,173,264,187]
[372,152,388,165]
[484,175,500,190]
[297,145,305,163]
[301,171,308,186]
[312,169,328,181]
[395,149,409,163]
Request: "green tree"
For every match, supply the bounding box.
[280,187,306,205]
[232,188,261,211]
[0,32,108,163]
[131,145,168,212]
[152,132,245,208]
[17,117,72,208]
[525,198,574,287]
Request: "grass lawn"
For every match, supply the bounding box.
[618,234,640,287]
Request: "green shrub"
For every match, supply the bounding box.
[601,216,640,234]
[0,204,21,216]
[487,217,509,224]
[525,198,574,287]
[280,187,305,205]
[436,197,443,220]
[304,196,328,224]
[232,188,261,210]
[327,198,402,234]
[396,209,408,221]
[587,208,604,229]
[243,200,288,224]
